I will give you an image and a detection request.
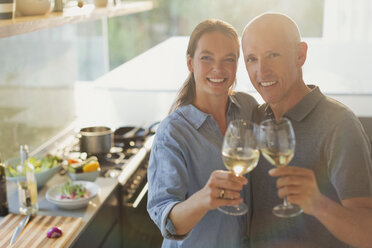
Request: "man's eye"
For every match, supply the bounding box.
[269,53,280,58]
[201,56,211,61]
[225,58,236,62]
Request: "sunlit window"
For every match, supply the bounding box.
[0,0,371,160]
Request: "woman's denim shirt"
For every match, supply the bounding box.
[147,92,258,248]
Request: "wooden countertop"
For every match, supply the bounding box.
[0,174,119,247]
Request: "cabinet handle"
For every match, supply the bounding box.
[126,182,148,208]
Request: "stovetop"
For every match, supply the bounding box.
[62,127,155,180]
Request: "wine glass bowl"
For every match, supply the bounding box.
[259,117,303,218]
[222,147,259,176]
[218,119,260,216]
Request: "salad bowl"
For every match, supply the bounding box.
[46,181,99,209]
[6,154,62,189]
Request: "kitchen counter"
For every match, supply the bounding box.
[1,174,119,247]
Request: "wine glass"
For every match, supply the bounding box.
[218,119,260,216]
[259,117,303,218]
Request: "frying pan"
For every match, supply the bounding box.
[114,122,160,149]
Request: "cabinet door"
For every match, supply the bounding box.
[71,187,121,248]
[101,222,121,248]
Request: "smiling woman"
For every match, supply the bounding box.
[147,19,258,248]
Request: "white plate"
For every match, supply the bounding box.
[46,181,99,209]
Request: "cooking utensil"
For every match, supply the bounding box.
[9,213,32,245]
[0,214,82,248]
[114,122,160,149]
[79,126,113,154]
[114,126,146,149]
[123,127,142,139]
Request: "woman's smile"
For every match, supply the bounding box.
[207,77,227,85]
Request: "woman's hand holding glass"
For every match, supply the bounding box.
[218,119,260,216]
[198,170,248,211]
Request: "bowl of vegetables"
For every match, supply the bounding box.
[46,180,99,209]
[67,156,100,182]
[5,154,62,189]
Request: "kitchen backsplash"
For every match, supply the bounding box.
[0,21,105,160]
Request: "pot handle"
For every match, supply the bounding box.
[123,127,142,139]
[147,121,161,134]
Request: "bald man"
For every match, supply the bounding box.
[242,13,372,248]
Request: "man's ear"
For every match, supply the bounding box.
[187,55,194,72]
[296,41,308,67]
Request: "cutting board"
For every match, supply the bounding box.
[0,213,82,248]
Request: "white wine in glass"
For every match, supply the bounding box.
[259,117,303,218]
[260,148,294,168]
[222,148,260,176]
[218,119,260,216]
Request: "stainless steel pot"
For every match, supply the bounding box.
[80,126,113,154]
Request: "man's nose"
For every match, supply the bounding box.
[258,59,268,74]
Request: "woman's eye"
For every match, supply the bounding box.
[246,57,256,63]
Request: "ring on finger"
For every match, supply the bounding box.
[219,189,225,199]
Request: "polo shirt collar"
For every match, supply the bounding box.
[179,94,242,129]
[264,85,324,122]
[285,85,324,122]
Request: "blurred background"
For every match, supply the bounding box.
[0,0,371,160]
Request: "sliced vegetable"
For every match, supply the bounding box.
[60,181,90,200]
[67,156,99,174]
[47,226,63,238]
[67,158,80,164]
[83,161,100,173]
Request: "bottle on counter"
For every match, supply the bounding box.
[0,156,9,217]
[17,145,38,215]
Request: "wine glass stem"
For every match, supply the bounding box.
[283,196,290,206]
[235,173,243,207]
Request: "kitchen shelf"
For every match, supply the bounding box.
[0,1,153,38]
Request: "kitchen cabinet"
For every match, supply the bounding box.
[0,1,153,38]
[70,184,122,248]
[101,221,122,248]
